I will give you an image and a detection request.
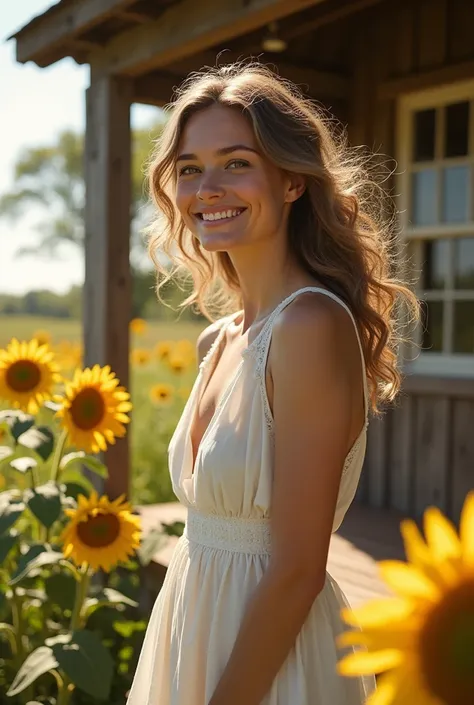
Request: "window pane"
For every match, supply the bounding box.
[454,237,474,289]
[442,166,470,223]
[421,300,444,352]
[412,169,437,225]
[413,109,436,161]
[453,301,474,353]
[422,239,449,290]
[445,101,470,157]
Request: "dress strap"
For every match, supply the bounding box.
[253,286,370,422]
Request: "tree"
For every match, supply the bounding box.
[0,122,164,261]
[0,120,186,318]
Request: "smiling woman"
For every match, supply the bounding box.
[128,62,418,705]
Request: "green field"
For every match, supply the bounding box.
[0,315,206,505]
[0,315,203,348]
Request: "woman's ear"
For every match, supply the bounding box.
[285,174,306,203]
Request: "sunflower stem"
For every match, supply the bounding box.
[50,428,69,484]
[56,565,91,705]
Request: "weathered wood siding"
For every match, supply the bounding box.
[340,0,474,522]
[359,393,474,523]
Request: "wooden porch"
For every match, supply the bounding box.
[137,501,405,608]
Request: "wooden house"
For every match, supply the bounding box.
[10,0,474,521]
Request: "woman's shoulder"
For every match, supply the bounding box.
[269,290,362,376]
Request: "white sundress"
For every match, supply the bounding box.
[126,286,376,705]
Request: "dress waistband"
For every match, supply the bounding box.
[184,509,272,555]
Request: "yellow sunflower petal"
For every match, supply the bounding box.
[337,622,416,652]
[378,561,440,602]
[367,666,438,705]
[337,648,405,676]
[341,598,414,629]
[424,507,461,563]
[460,491,474,567]
[401,519,451,588]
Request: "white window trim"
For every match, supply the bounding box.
[396,79,474,378]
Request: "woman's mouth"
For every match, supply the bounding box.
[195,208,247,225]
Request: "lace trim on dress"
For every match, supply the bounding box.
[185,509,272,555]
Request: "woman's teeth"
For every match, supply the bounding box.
[201,209,244,221]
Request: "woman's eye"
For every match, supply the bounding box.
[179,165,200,176]
[227,159,249,169]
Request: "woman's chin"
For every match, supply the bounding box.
[197,230,246,252]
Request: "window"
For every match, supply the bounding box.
[397,81,474,376]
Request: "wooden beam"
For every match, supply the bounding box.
[280,0,385,43]
[378,59,474,100]
[90,0,327,77]
[166,52,349,99]
[13,0,138,64]
[84,74,133,499]
[133,72,185,106]
[116,10,153,23]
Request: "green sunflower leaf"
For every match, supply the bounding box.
[0,411,35,441]
[83,586,138,616]
[61,482,90,501]
[0,531,19,564]
[61,451,108,479]
[137,526,165,566]
[0,494,25,535]
[9,456,37,474]
[9,548,64,586]
[0,446,14,463]
[47,629,113,700]
[44,572,77,611]
[18,425,55,461]
[24,482,62,529]
[6,645,59,696]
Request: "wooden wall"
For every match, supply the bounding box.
[341,0,474,522]
[358,391,474,523]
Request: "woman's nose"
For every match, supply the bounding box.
[197,173,225,201]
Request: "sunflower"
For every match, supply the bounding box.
[56,365,132,454]
[173,339,196,364]
[168,353,188,375]
[32,329,51,347]
[0,338,61,413]
[130,318,147,335]
[154,340,173,362]
[150,383,175,405]
[130,349,151,367]
[61,491,141,572]
[338,492,474,705]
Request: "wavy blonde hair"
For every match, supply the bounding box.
[145,62,418,411]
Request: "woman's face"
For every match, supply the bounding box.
[174,104,302,252]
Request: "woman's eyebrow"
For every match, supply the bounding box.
[176,145,259,162]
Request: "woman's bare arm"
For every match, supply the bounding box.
[208,295,364,705]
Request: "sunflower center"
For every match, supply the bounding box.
[6,360,41,392]
[70,387,106,430]
[77,512,121,548]
[419,578,474,705]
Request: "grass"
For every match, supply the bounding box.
[0,315,206,505]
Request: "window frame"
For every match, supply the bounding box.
[396,79,474,377]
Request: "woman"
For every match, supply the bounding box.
[127,62,415,705]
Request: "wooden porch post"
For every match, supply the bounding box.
[83,73,133,499]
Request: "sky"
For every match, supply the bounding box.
[0,2,159,295]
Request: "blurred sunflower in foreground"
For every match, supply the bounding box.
[0,338,61,413]
[338,492,474,705]
[61,491,141,572]
[56,365,132,453]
